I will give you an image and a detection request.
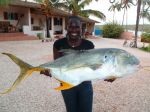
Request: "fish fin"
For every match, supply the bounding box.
[105,76,118,80]
[65,64,102,72]
[89,64,102,70]
[59,49,87,55]
[59,49,76,55]
[2,53,33,68]
[0,69,32,95]
[55,80,74,90]
[1,53,47,95]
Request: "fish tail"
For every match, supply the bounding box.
[0,53,47,95]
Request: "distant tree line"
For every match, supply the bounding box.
[95,24,150,33]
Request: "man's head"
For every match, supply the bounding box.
[67,16,82,40]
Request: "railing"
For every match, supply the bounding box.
[0,21,10,33]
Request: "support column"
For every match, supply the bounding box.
[28,8,31,31]
[51,16,54,38]
[62,17,66,36]
[23,8,31,35]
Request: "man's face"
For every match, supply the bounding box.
[67,19,81,40]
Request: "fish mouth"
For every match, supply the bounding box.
[135,64,142,70]
[138,64,150,71]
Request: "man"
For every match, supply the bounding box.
[53,16,94,112]
[41,16,115,112]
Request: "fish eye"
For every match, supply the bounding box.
[103,55,109,62]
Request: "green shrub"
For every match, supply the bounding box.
[102,23,124,39]
[141,33,150,43]
[140,44,150,52]
[143,28,150,33]
[37,33,43,39]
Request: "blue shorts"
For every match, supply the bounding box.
[61,81,93,112]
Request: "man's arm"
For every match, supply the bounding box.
[40,70,51,77]
[53,47,61,60]
[41,44,61,76]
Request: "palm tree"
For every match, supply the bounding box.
[140,4,150,32]
[108,1,131,31]
[35,0,54,38]
[108,0,150,48]
[0,0,10,5]
[116,1,132,30]
[140,0,150,23]
[133,0,149,47]
[108,2,121,23]
[0,0,15,6]
[58,0,106,20]
[121,2,131,28]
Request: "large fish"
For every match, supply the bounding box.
[0,48,140,95]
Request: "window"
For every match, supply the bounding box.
[3,12,8,20]
[31,18,34,24]
[54,17,62,25]
[49,17,51,30]
[10,13,14,20]
[60,18,62,25]
[82,23,86,29]
[3,12,19,20]
[54,17,57,25]
[14,13,18,20]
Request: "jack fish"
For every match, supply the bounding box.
[0,48,140,95]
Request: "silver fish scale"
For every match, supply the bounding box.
[51,50,101,70]
[0,48,140,95]
[40,48,139,71]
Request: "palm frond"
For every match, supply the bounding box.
[81,10,106,20]
[53,2,68,9]
[0,0,12,6]
[33,0,43,3]
[79,0,92,9]
[140,10,150,19]
[109,2,121,12]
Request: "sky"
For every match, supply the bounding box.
[85,0,150,25]
[26,0,150,25]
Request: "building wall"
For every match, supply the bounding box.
[0,6,29,29]
[0,5,95,38]
[31,13,45,30]
[29,15,65,37]
[87,23,95,34]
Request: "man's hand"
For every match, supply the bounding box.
[40,70,51,77]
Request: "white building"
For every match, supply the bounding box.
[0,1,99,38]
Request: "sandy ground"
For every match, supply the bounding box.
[0,38,150,112]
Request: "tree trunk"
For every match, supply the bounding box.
[134,0,141,48]
[126,8,128,31]
[142,17,145,33]
[122,8,126,26]
[46,15,50,38]
[113,10,115,23]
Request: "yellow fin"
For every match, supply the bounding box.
[0,69,34,95]
[1,53,48,95]
[55,80,74,90]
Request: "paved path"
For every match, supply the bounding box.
[0,38,150,112]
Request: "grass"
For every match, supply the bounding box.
[139,44,150,52]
